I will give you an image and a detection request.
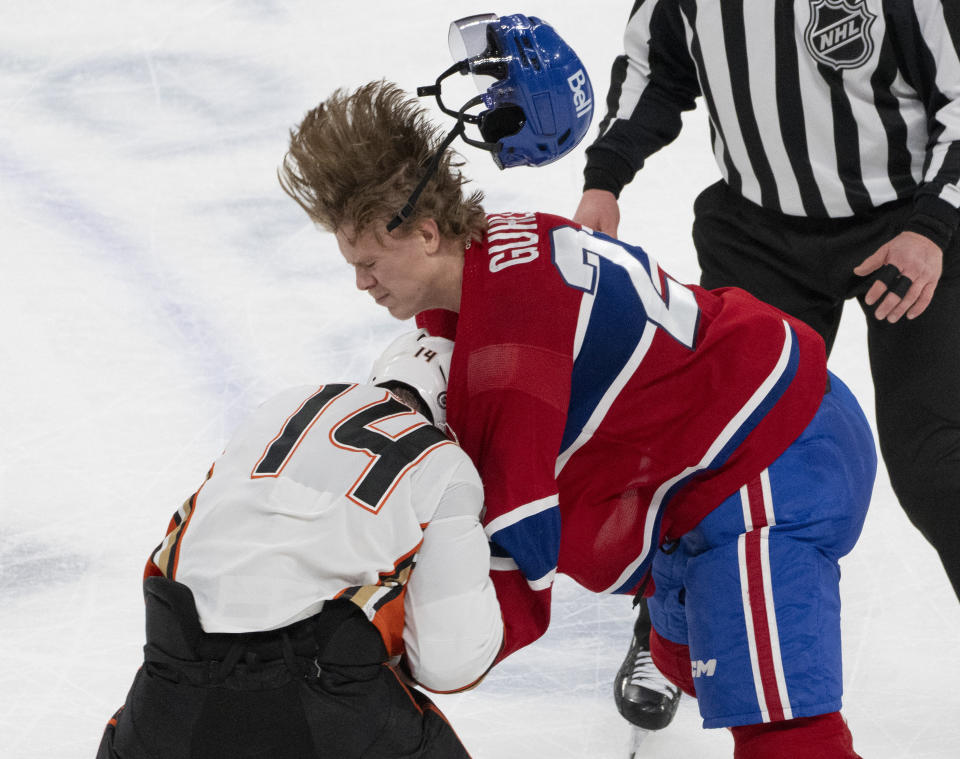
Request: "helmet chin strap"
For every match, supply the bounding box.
[386,66,500,232]
[386,120,466,232]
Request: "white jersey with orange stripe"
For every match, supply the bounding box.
[148,382,503,693]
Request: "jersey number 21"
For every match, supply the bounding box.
[551,225,699,349]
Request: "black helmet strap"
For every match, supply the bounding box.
[386,119,466,232]
[386,67,500,232]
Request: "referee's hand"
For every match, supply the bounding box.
[853,231,943,322]
[573,189,621,237]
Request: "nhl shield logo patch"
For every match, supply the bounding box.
[804,0,877,70]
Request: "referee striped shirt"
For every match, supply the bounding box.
[584,0,960,247]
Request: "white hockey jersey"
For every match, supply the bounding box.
[146,382,503,692]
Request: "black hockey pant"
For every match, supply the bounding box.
[97,577,471,759]
[693,180,960,600]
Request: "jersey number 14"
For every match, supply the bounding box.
[253,384,448,513]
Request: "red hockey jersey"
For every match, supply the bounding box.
[418,212,827,661]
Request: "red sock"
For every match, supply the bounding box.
[731,712,861,759]
[649,626,697,698]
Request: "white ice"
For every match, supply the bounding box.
[1,2,957,757]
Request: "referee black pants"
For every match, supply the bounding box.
[693,180,960,600]
[97,577,471,759]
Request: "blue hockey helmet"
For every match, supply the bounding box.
[387,13,594,230]
[446,13,595,169]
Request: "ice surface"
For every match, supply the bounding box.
[1,2,957,757]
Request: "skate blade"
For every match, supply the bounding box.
[627,726,651,758]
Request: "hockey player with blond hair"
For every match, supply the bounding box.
[277,11,879,757]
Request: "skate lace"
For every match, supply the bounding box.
[626,647,678,697]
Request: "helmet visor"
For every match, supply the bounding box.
[448,13,498,60]
[448,13,508,88]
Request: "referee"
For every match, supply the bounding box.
[575,0,960,738]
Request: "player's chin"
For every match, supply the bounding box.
[385,302,416,321]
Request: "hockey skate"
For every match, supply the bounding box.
[615,597,681,756]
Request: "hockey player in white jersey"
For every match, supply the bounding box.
[97,330,503,759]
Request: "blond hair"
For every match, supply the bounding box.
[279,80,486,242]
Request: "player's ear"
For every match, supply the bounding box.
[418,218,441,255]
